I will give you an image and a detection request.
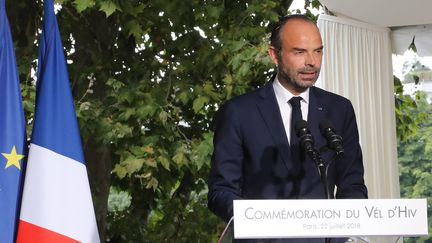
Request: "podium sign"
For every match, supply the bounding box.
[233,199,428,239]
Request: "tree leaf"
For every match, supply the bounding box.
[126,20,143,39]
[159,110,168,125]
[74,0,95,12]
[192,96,209,113]
[146,177,159,191]
[158,155,170,171]
[112,163,127,179]
[99,1,119,17]
[172,150,186,166]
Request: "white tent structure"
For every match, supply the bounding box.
[319,0,432,55]
[315,1,431,242]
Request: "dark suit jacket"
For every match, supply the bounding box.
[208,82,368,243]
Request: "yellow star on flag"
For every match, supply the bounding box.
[2,146,25,170]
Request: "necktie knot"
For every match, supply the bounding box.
[289,96,302,109]
[289,96,303,125]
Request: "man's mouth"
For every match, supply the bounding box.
[299,71,316,80]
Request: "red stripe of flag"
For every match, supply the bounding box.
[16,220,80,243]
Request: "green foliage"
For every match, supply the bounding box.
[108,187,132,214]
[393,57,432,242]
[99,1,118,17]
[394,60,432,241]
[397,92,432,242]
[73,0,95,12]
[394,76,428,140]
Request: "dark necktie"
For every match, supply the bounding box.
[289,96,303,162]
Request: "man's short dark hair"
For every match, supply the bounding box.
[270,14,316,51]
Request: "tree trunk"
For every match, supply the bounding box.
[84,140,112,243]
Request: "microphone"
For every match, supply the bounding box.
[294,120,315,154]
[319,120,344,156]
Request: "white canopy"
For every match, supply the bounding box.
[319,0,432,56]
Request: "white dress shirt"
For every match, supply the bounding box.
[272,77,310,144]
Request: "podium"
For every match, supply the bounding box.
[218,199,429,242]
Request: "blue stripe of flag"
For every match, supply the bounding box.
[31,0,85,164]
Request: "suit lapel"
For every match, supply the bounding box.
[256,83,291,165]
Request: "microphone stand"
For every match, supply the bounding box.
[305,149,340,243]
[306,149,333,199]
[296,120,343,243]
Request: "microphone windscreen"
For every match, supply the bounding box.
[294,120,309,136]
[319,119,333,133]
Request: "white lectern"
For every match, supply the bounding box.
[217,199,429,242]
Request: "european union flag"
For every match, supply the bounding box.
[0,0,28,243]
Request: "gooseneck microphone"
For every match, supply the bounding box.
[294,120,315,154]
[319,120,344,156]
[295,120,333,200]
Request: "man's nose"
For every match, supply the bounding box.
[305,52,317,67]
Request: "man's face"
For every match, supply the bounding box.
[270,20,323,94]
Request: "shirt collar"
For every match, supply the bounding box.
[273,76,310,104]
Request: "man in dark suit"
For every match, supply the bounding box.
[207,15,368,242]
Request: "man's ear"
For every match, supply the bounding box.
[268,46,280,66]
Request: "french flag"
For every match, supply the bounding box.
[16,0,100,242]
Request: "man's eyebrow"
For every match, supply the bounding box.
[291,46,323,52]
[292,47,307,52]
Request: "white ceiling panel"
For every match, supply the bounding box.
[319,0,432,27]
